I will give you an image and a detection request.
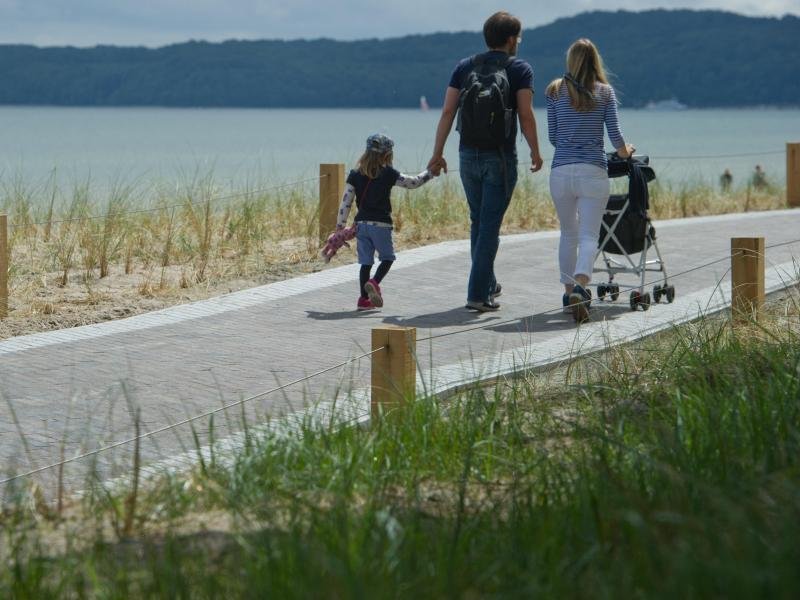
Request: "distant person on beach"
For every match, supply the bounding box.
[751,164,767,190]
[336,133,436,311]
[426,11,543,312]
[545,38,634,323]
[720,168,733,192]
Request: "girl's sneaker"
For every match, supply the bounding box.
[357,296,375,311]
[364,278,384,307]
[562,293,570,314]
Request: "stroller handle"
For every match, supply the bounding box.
[606,151,655,181]
[607,151,649,165]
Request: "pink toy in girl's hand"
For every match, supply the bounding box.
[320,224,358,262]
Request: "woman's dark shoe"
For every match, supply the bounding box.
[569,285,592,323]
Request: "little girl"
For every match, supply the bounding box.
[336,133,435,310]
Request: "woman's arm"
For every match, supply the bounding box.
[395,170,434,190]
[336,183,356,228]
[604,86,634,156]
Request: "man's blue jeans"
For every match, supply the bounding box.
[459,149,518,303]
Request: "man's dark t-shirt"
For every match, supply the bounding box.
[347,166,400,225]
[448,51,534,155]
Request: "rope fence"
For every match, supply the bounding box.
[643,149,787,161]
[0,345,385,487]
[0,142,798,492]
[2,236,798,490]
[1,146,792,231]
[416,239,800,344]
[514,148,789,166]
[5,174,327,231]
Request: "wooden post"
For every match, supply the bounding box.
[319,163,345,242]
[731,237,765,323]
[788,142,800,208]
[0,214,7,319]
[371,326,417,420]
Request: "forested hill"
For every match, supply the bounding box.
[0,9,797,108]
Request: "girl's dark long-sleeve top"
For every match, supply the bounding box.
[336,167,433,228]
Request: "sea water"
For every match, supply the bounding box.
[0,106,796,206]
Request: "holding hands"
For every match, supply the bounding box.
[427,155,448,176]
[428,153,546,175]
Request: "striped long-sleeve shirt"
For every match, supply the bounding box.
[546,82,626,170]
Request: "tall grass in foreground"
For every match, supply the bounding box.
[1,293,799,597]
[0,171,787,319]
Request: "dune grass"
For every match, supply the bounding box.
[1,289,798,598]
[0,170,787,325]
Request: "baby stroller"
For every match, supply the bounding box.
[593,153,675,310]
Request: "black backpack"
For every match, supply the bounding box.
[456,53,513,149]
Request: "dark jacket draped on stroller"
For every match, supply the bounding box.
[601,155,657,254]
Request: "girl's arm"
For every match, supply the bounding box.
[395,169,434,190]
[336,183,356,229]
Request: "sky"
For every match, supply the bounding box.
[0,0,798,47]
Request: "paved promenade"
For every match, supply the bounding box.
[0,209,798,495]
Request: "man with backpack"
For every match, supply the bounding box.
[427,11,543,311]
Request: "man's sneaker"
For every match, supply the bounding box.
[490,283,502,300]
[364,278,384,307]
[562,293,571,314]
[569,285,592,323]
[465,299,500,312]
[357,296,375,311]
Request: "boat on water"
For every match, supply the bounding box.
[644,98,688,111]
[419,95,430,111]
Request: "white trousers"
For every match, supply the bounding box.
[549,163,610,285]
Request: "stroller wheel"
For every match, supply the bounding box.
[598,284,607,300]
[611,284,620,301]
[641,292,651,310]
[653,284,663,303]
[629,290,640,310]
[665,285,676,303]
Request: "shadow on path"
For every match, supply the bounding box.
[305,309,386,321]
[486,304,631,334]
[382,306,501,329]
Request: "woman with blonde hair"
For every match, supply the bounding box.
[546,38,635,323]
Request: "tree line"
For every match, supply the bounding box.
[0,9,797,108]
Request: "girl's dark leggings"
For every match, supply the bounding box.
[360,261,393,298]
